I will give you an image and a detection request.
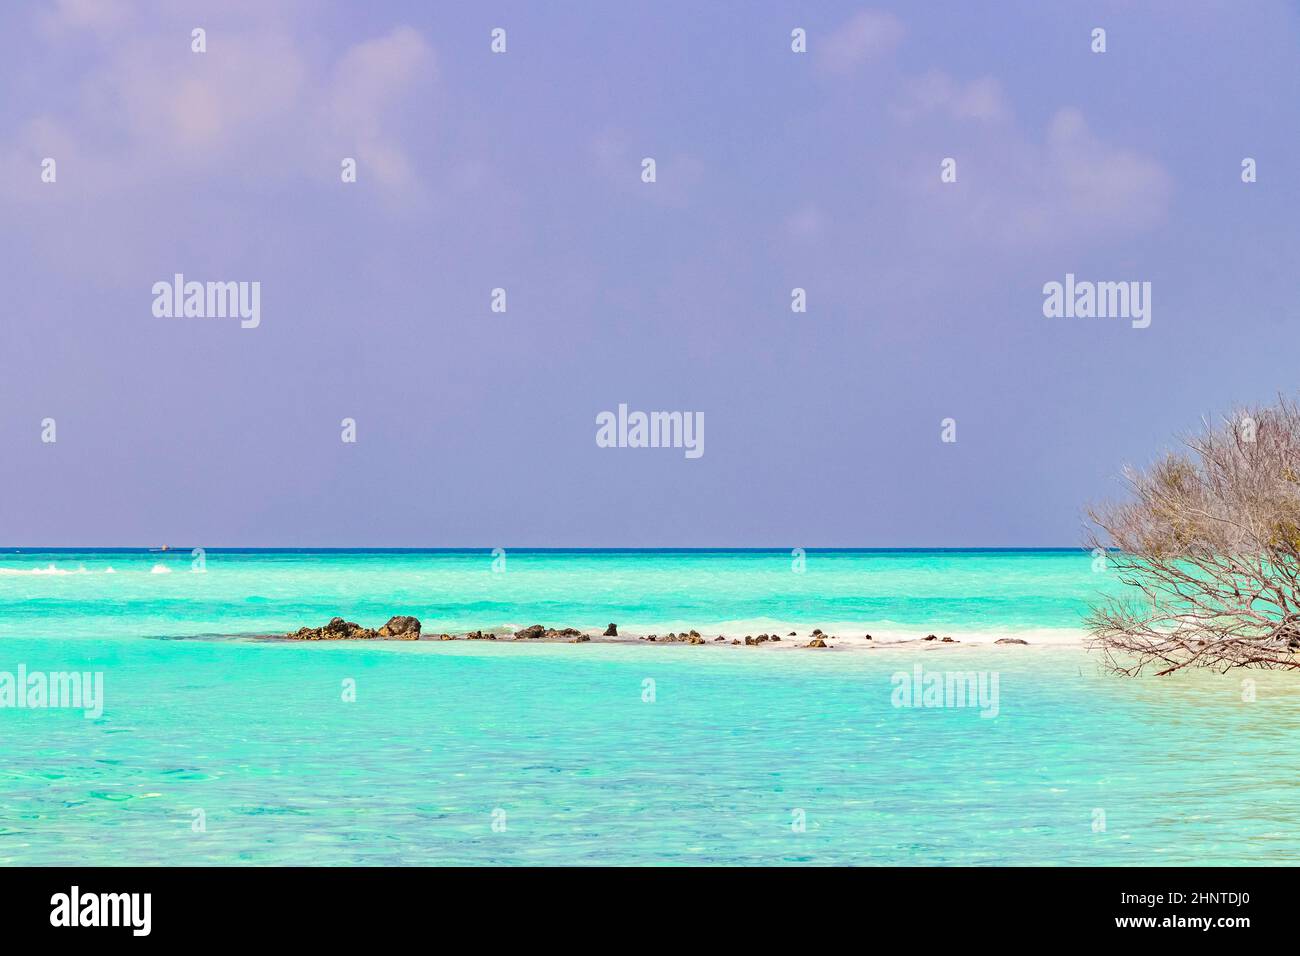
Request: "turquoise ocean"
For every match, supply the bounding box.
[1,549,1296,865]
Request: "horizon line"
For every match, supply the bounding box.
[1,546,1097,553]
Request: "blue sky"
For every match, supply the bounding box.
[2,0,1298,546]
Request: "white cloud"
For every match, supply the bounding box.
[893,72,1012,123]
[1043,108,1170,230]
[5,10,433,197]
[38,0,132,35]
[906,107,1172,248]
[327,26,434,188]
[820,10,905,75]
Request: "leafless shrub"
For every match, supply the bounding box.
[1086,396,1300,675]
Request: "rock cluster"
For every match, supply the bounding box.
[286,615,425,641]
[378,616,421,639]
[286,617,380,640]
[642,630,706,644]
[280,619,1014,651]
[514,624,582,640]
[800,628,829,648]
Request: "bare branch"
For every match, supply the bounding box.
[1086,395,1300,675]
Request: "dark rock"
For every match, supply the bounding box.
[378,615,421,640]
[744,635,756,646]
[806,637,828,648]
[713,636,726,642]
[467,630,497,641]
[603,623,618,637]
[812,628,824,636]
[571,635,591,643]
[864,634,872,640]
[666,632,701,644]
[438,634,455,641]
[659,631,704,643]
[771,635,781,641]
[515,624,546,640]
[731,639,740,645]
[924,634,937,641]
[941,637,957,643]
[995,638,1029,645]
[286,617,378,640]
[788,632,796,636]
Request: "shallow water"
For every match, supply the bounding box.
[0,548,1115,640]
[1,550,1296,865]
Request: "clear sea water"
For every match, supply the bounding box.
[1,549,1296,865]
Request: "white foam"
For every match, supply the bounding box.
[0,564,86,576]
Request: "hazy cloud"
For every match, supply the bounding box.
[819,10,905,74]
[905,107,1172,249]
[892,71,1012,123]
[6,10,433,196]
